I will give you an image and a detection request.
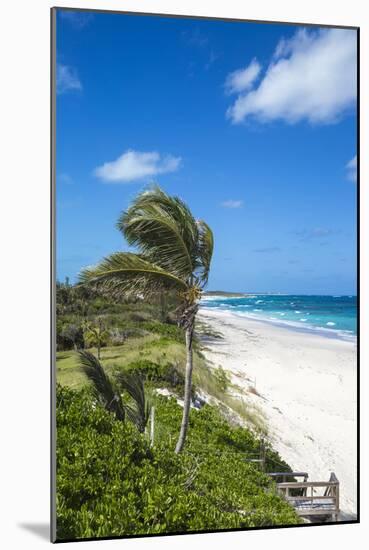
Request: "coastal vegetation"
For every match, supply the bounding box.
[56,187,300,539]
[56,383,299,539]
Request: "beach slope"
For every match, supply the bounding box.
[198,308,357,518]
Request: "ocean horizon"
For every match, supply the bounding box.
[200,294,357,340]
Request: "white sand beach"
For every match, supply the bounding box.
[198,307,357,518]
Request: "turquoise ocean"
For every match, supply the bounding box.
[200,294,357,341]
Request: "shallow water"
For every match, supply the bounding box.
[200,294,357,341]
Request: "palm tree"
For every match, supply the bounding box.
[116,371,152,434]
[79,186,213,453]
[78,350,125,422]
[78,350,151,433]
[82,317,109,359]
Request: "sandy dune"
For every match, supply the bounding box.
[198,307,357,518]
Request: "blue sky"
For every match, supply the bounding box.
[56,10,357,294]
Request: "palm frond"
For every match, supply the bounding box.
[116,371,151,433]
[77,351,125,422]
[117,186,199,281]
[195,220,214,286]
[78,252,187,299]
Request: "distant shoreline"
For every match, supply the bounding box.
[203,290,246,298]
[203,291,357,297]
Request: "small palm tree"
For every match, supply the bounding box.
[78,351,151,433]
[78,350,125,422]
[82,317,109,359]
[79,186,213,453]
[116,371,151,433]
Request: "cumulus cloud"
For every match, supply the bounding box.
[225,58,261,94]
[57,64,82,94]
[220,200,243,208]
[346,155,357,182]
[226,28,357,125]
[94,150,182,183]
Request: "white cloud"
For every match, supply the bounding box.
[221,199,243,208]
[94,150,182,183]
[346,155,357,182]
[226,28,357,125]
[225,58,261,94]
[57,64,82,94]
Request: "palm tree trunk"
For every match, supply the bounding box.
[175,323,194,454]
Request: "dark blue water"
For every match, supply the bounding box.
[200,294,357,340]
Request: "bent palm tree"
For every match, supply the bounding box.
[78,350,125,422]
[79,186,213,453]
[78,350,151,433]
[116,371,152,433]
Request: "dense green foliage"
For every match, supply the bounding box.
[56,385,300,540]
[121,360,186,392]
[56,280,181,351]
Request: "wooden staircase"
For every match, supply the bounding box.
[269,472,340,522]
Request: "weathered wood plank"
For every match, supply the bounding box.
[271,471,340,521]
[269,472,308,477]
[286,495,336,501]
[277,481,338,489]
[294,509,337,516]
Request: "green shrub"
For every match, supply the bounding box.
[56,386,300,540]
[214,366,230,393]
[121,360,186,391]
[57,320,84,351]
[140,321,185,343]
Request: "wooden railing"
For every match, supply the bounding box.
[269,471,309,483]
[270,471,340,521]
